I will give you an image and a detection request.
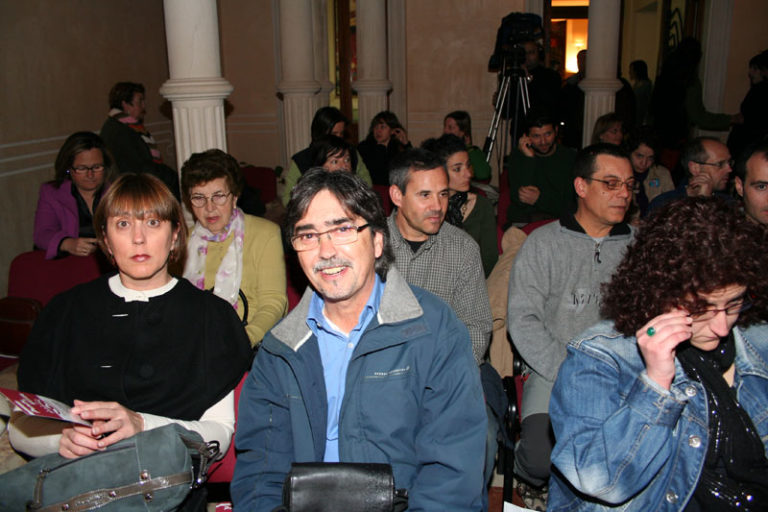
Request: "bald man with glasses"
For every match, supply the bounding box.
[649,137,735,214]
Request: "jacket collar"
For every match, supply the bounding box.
[559,211,632,237]
[269,267,423,352]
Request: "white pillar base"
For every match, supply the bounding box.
[159,77,233,163]
[353,79,392,136]
[278,80,321,161]
[580,78,621,148]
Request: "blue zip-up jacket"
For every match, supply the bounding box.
[231,268,487,511]
[549,321,768,511]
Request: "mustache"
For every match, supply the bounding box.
[313,257,352,273]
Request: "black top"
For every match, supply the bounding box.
[18,276,252,421]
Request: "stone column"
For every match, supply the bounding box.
[277,0,321,163]
[353,0,392,141]
[159,0,233,169]
[312,0,334,108]
[579,0,622,148]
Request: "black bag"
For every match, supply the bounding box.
[0,424,220,511]
[277,462,408,512]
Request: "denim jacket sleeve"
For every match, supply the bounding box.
[550,340,689,504]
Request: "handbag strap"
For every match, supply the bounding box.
[30,471,192,512]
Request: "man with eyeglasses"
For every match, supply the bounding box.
[231,169,487,511]
[648,136,734,214]
[507,143,635,510]
[734,140,768,226]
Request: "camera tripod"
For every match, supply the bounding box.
[483,63,531,166]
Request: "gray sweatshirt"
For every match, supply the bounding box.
[507,215,634,381]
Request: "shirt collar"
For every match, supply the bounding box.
[307,274,384,337]
[108,274,178,302]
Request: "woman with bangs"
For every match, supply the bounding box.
[11,173,251,463]
[548,197,768,511]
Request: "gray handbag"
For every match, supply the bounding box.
[0,424,220,511]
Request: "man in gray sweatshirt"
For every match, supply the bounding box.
[507,143,635,509]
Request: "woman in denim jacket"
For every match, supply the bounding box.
[549,197,768,511]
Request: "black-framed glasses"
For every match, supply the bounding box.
[189,192,232,208]
[586,177,639,192]
[69,164,105,175]
[291,224,370,251]
[693,159,734,169]
[688,295,753,321]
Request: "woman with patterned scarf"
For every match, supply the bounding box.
[181,149,287,347]
[100,82,180,199]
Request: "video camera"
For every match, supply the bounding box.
[488,12,544,74]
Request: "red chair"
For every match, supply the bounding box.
[372,184,392,215]
[240,165,277,204]
[207,372,248,483]
[8,251,109,306]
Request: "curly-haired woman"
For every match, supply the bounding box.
[549,197,768,511]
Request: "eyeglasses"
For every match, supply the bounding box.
[69,164,105,175]
[291,224,370,251]
[189,192,232,208]
[693,159,734,169]
[688,295,753,321]
[586,177,639,192]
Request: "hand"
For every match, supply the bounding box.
[61,237,98,257]
[636,310,693,390]
[392,127,408,146]
[60,400,144,457]
[686,173,715,197]
[518,185,541,205]
[518,135,535,157]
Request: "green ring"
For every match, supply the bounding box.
[646,326,656,337]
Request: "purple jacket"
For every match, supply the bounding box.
[33,182,80,259]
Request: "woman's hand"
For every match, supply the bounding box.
[392,127,408,146]
[637,310,692,390]
[59,400,144,458]
[60,237,98,257]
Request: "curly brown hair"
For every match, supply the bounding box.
[602,197,768,336]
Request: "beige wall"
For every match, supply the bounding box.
[405,0,524,183]
[722,1,768,113]
[0,1,171,294]
[219,0,283,170]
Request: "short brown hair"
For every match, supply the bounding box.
[180,149,245,211]
[94,173,187,265]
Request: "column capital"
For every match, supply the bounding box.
[352,79,393,95]
[159,77,233,101]
[277,80,322,96]
[578,77,622,94]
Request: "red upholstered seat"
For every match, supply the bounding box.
[207,372,248,484]
[240,165,277,204]
[8,250,109,306]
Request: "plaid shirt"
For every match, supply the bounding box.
[388,213,492,364]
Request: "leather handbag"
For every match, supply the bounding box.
[278,462,408,512]
[0,424,220,511]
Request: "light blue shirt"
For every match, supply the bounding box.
[306,274,384,462]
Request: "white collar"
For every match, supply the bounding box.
[108,274,178,302]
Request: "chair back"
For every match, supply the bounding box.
[240,165,277,204]
[8,251,109,306]
[206,372,248,483]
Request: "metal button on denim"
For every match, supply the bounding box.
[688,435,701,448]
[684,386,697,397]
[665,491,678,503]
